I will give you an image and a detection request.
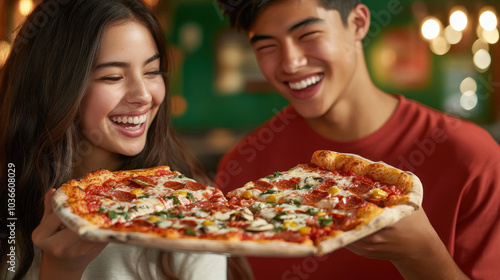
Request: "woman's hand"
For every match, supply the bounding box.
[32,189,108,280]
[346,208,469,280]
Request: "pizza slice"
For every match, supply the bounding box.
[54,166,225,233]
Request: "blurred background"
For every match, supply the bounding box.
[1,0,499,177]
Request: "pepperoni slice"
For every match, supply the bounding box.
[337,195,366,210]
[109,190,136,202]
[180,219,198,227]
[315,181,336,192]
[131,176,157,186]
[303,189,329,203]
[382,185,405,196]
[163,181,185,190]
[348,177,375,194]
[155,169,173,176]
[102,179,117,189]
[273,178,300,190]
[185,181,206,191]
[252,180,273,191]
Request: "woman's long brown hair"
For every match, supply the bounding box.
[0,0,220,279]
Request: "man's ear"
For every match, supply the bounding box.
[350,4,371,41]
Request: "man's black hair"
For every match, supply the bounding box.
[217,0,362,31]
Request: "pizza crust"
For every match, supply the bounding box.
[316,205,415,255]
[52,188,99,235]
[311,150,423,207]
[79,228,318,257]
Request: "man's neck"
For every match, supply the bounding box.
[305,83,399,142]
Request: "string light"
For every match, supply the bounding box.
[421,17,441,40]
[479,10,498,31]
[0,40,11,67]
[450,9,468,31]
[19,0,33,16]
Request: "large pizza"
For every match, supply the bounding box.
[53,150,423,256]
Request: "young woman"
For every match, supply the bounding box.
[0,0,250,279]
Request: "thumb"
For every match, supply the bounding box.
[43,188,57,216]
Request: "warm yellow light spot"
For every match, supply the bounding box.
[450,10,468,31]
[19,0,33,16]
[444,26,463,44]
[460,77,477,94]
[430,36,451,55]
[0,41,10,67]
[473,49,491,70]
[422,18,441,40]
[482,28,499,44]
[460,91,478,111]
[480,11,498,31]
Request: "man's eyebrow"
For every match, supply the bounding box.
[94,54,160,70]
[288,17,324,33]
[250,17,324,44]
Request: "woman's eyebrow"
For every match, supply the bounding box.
[94,54,160,70]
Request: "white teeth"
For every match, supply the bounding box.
[125,124,142,131]
[111,114,147,126]
[289,75,323,90]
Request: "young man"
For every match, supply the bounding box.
[215,0,500,279]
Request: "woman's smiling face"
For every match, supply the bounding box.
[79,20,165,159]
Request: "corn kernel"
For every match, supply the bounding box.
[202,220,214,226]
[265,194,278,203]
[104,199,111,203]
[372,189,388,200]
[298,226,311,235]
[130,189,142,195]
[328,187,340,195]
[175,190,187,196]
[283,220,297,229]
[148,216,159,222]
[242,190,252,199]
[316,211,326,216]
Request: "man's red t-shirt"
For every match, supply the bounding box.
[215,96,500,280]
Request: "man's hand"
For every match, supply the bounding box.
[346,208,469,280]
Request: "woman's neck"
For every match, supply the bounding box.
[72,147,123,178]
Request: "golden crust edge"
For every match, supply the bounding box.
[311,150,423,207]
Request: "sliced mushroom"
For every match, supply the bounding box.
[304,176,324,188]
[230,209,254,222]
[245,219,274,232]
[170,223,184,229]
[279,214,298,220]
[214,211,232,221]
[201,224,220,234]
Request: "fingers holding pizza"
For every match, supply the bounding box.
[32,189,108,280]
[346,208,469,280]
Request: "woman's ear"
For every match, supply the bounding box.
[350,4,371,42]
